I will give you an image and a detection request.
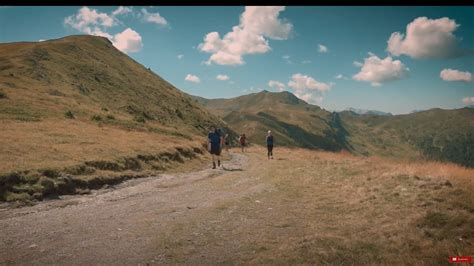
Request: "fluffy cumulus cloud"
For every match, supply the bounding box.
[185,74,200,83]
[65,6,115,32]
[141,8,167,25]
[113,28,143,53]
[318,44,328,53]
[198,6,292,65]
[287,73,332,104]
[387,17,463,59]
[353,53,409,86]
[64,6,169,53]
[462,97,474,105]
[440,69,472,82]
[288,73,332,92]
[216,74,230,81]
[268,80,285,91]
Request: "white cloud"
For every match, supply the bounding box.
[301,60,311,64]
[65,7,115,33]
[198,6,292,65]
[38,39,45,42]
[353,61,363,67]
[177,54,184,59]
[286,74,331,105]
[64,7,144,53]
[462,97,474,105]
[112,6,133,16]
[288,73,332,92]
[282,55,292,64]
[353,53,409,86]
[216,74,230,81]
[440,69,472,82]
[268,80,285,91]
[293,92,324,105]
[185,74,200,83]
[141,8,167,25]
[387,17,463,59]
[335,74,348,80]
[112,28,143,53]
[318,44,328,53]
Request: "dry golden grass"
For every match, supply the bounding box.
[155,146,473,264]
[0,118,205,174]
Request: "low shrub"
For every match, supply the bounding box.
[65,110,75,119]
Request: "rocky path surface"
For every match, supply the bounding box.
[0,152,256,265]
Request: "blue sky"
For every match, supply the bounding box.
[1,6,473,114]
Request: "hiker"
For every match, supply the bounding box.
[217,129,225,164]
[266,130,274,159]
[224,133,230,152]
[239,134,247,152]
[207,126,222,169]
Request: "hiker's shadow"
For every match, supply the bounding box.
[222,167,244,172]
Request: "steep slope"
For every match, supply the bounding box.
[0,35,227,132]
[0,35,234,177]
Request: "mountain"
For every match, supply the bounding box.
[0,35,227,132]
[193,91,474,168]
[190,90,351,152]
[344,107,392,116]
[0,35,234,177]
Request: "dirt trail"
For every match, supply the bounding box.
[0,151,262,265]
[1,147,472,265]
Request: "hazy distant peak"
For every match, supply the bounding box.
[344,107,392,116]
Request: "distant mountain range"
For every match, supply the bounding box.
[191,91,474,168]
[343,107,393,116]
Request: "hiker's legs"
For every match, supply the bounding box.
[269,145,273,158]
[211,154,216,168]
[217,148,222,167]
[267,145,270,159]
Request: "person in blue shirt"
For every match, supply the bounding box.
[208,126,222,169]
[266,130,274,159]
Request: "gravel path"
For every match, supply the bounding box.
[0,152,254,265]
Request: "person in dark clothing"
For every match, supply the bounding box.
[266,130,274,159]
[224,134,230,152]
[208,126,222,169]
[239,134,247,152]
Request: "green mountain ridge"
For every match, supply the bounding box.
[191,91,474,168]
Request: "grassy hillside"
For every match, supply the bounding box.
[0,35,235,202]
[340,108,474,167]
[191,91,349,151]
[193,91,474,168]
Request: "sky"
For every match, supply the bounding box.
[0,6,473,114]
